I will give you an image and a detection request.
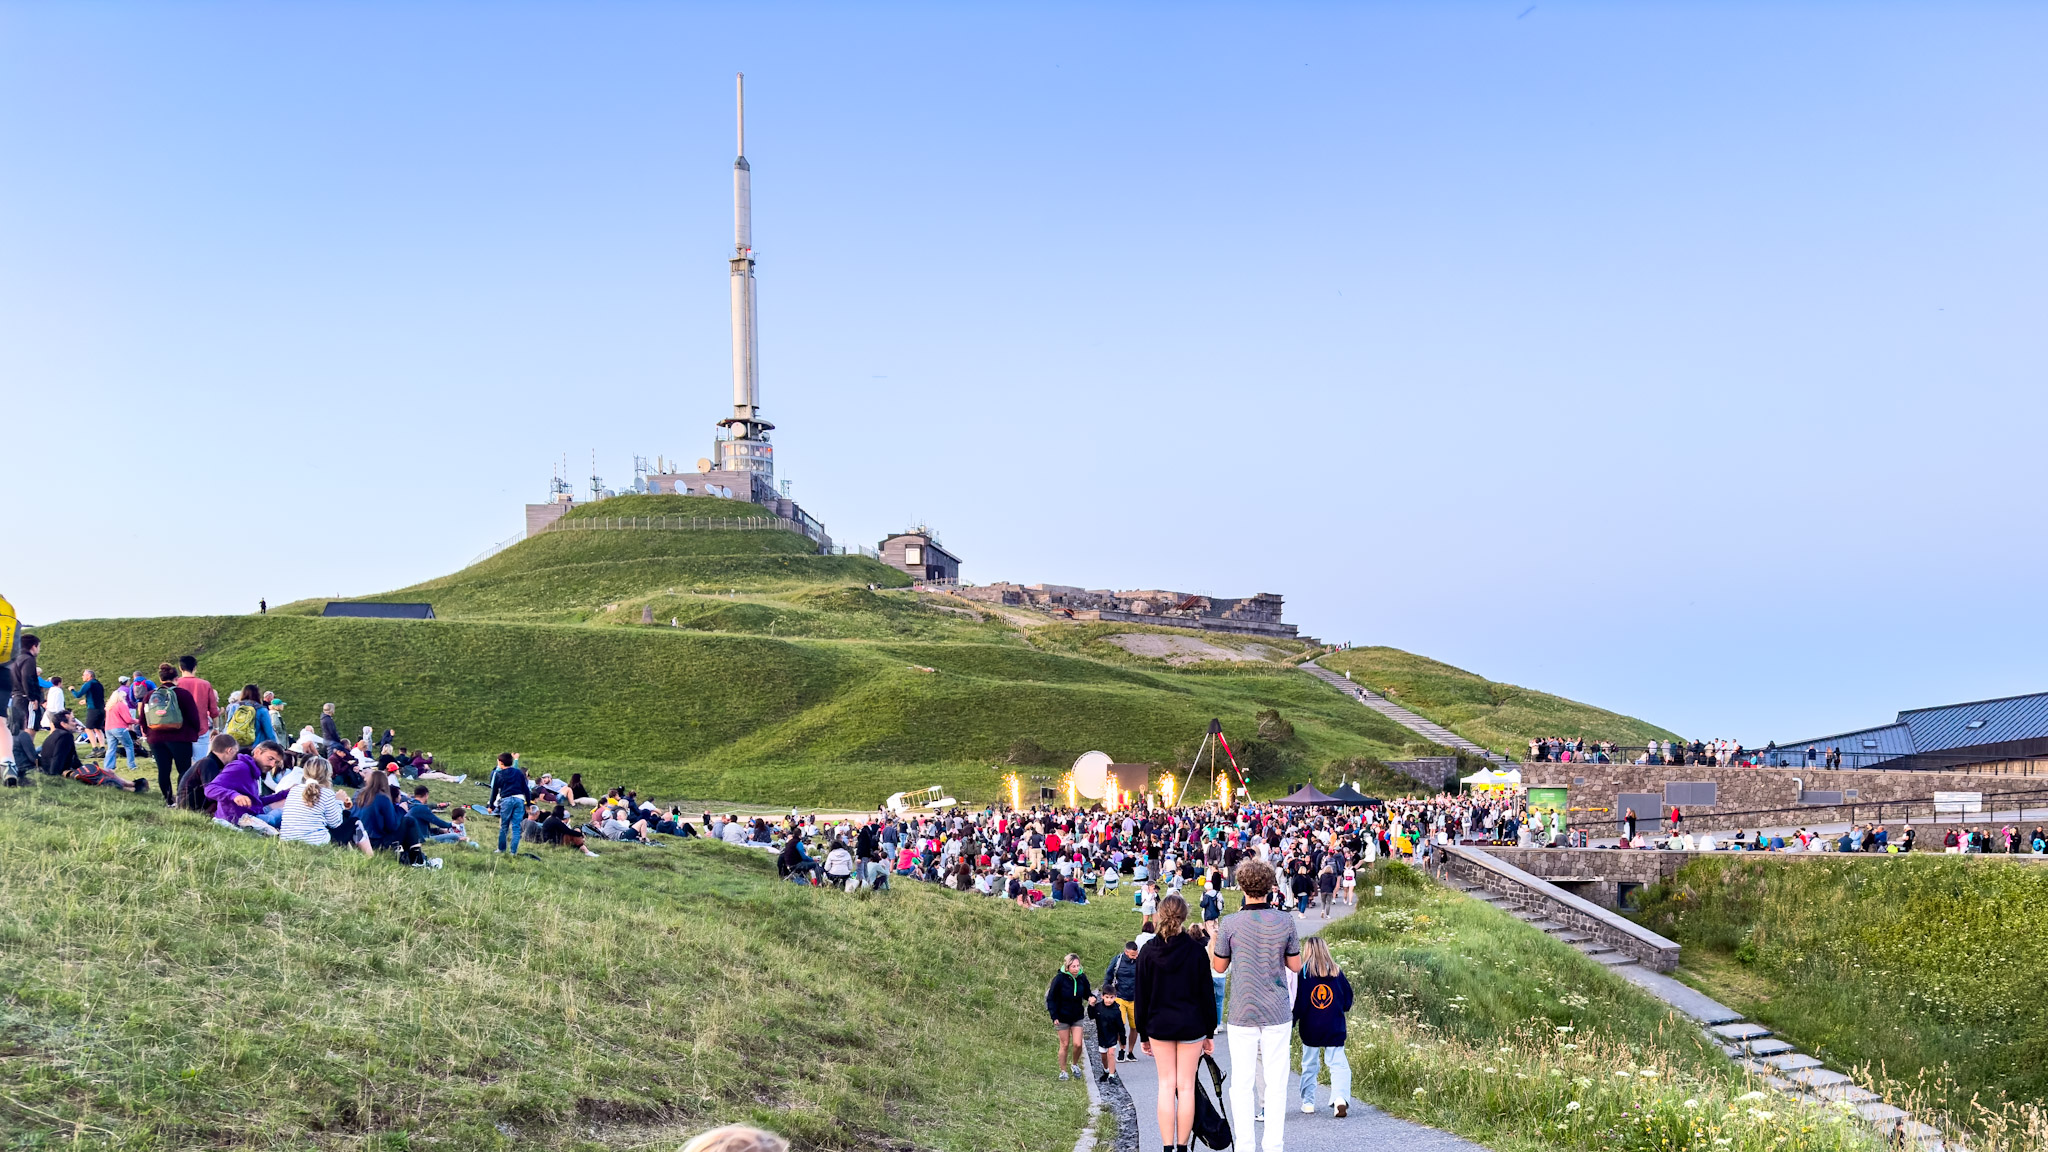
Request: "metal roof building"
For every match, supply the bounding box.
[322,602,436,620]
[1767,690,2048,770]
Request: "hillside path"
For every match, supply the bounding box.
[1301,660,1516,768]
[1115,898,1488,1152]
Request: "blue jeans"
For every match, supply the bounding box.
[103,730,137,772]
[1299,1044,1352,1107]
[497,796,526,852]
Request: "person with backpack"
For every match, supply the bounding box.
[1103,941,1142,1061]
[174,656,221,760]
[1046,953,1093,1081]
[143,662,203,807]
[1293,936,1354,1118]
[221,684,277,750]
[1135,893,1219,1152]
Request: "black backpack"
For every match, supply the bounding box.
[1192,1053,1232,1149]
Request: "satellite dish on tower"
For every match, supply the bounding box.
[1072,750,1112,800]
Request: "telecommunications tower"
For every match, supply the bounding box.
[716,72,774,493]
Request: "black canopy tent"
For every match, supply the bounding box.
[1272,783,1342,806]
[1327,782,1377,806]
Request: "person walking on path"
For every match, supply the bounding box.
[1045,953,1092,1081]
[1104,941,1142,1061]
[1135,893,1217,1152]
[102,683,140,776]
[1212,858,1301,1152]
[1293,936,1354,1118]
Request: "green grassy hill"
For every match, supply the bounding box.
[0,782,1123,1151]
[1636,855,2048,1137]
[35,498,1426,805]
[1317,646,1678,757]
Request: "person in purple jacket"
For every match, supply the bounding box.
[205,741,290,833]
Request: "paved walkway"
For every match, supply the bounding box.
[1300,661,1516,769]
[1115,898,1487,1152]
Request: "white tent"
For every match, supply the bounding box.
[1460,767,1524,787]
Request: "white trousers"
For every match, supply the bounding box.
[1227,1022,1292,1151]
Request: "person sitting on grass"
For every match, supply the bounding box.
[280,757,369,853]
[537,803,600,856]
[823,839,855,887]
[178,734,238,812]
[352,769,405,851]
[205,740,292,835]
[681,1125,787,1152]
[404,785,462,844]
[1045,952,1092,1081]
[778,835,819,884]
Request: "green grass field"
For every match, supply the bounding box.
[0,780,1134,1151]
[1315,862,1883,1152]
[31,501,1428,806]
[1316,646,1678,757]
[1635,855,2048,1141]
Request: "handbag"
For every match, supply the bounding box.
[1192,1051,1232,1149]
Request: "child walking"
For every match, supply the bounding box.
[1294,936,1355,1118]
[1089,988,1123,1083]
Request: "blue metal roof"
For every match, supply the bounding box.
[1897,691,2048,752]
[1776,690,2048,760]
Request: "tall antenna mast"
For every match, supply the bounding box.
[736,71,745,157]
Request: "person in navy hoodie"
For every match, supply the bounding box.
[1293,936,1355,1118]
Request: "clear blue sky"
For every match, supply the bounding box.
[4,2,2044,745]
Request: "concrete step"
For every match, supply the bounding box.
[1818,1084,1878,1104]
[1760,1053,1824,1072]
[1591,952,1638,967]
[1553,930,1592,944]
[1744,1038,1797,1057]
[1712,1022,1773,1041]
[1524,920,1564,933]
[1854,1102,1908,1124]
[1787,1068,1851,1090]
[1574,941,1615,955]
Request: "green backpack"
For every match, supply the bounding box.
[224,703,258,746]
[144,683,184,729]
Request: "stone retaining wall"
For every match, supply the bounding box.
[1441,845,1682,971]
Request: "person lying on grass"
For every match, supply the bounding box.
[205,740,292,834]
[45,711,150,792]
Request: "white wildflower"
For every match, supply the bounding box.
[1565,1101,1581,1112]
[1684,1099,1700,1109]
[1413,1087,1427,1096]
[1736,1090,1767,1102]
[1638,1069,1659,1077]
[1556,1025,1575,1033]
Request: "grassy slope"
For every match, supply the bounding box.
[1317,646,1679,757]
[34,503,1427,804]
[1317,863,1877,1152]
[0,782,1131,1151]
[1634,855,2048,1129]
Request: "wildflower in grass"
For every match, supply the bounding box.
[1413,1087,1426,1096]
[1748,1109,1774,1120]
[1684,1098,1700,1108]
[1556,1025,1574,1033]
[1613,1070,1632,1078]
[1736,1090,1767,1101]
[1637,1069,1658,1077]
[1565,1101,1581,1112]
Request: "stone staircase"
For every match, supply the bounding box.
[1300,660,1516,767]
[1439,874,1952,1149]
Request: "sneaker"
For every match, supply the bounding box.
[1096,1072,1110,1083]
[1058,1071,1071,1081]
[1335,1102,1349,1118]
[1072,1062,1083,1075]
[1301,1101,1316,1114]
[582,848,600,857]
[455,774,468,785]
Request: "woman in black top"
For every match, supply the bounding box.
[1135,894,1216,1151]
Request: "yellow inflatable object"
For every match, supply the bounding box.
[0,594,15,661]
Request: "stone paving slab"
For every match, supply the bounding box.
[1612,964,1745,1024]
[1760,1053,1824,1071]
[1744,1038,1796,1056]
[1712,1022,1773,1040]
[1788,1068,1851,1089]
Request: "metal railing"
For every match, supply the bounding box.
[1562,785,2048,837]
[540,513,805,536]
[825,544,882,559]
[1526,744,2048,775]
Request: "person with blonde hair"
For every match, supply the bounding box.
[680,1125,788,1152]
[1135,893,1217,1151]
[279,757,347,847]
[1293,935,1354,1118]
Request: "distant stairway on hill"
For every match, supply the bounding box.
[1301,659,1516,767]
